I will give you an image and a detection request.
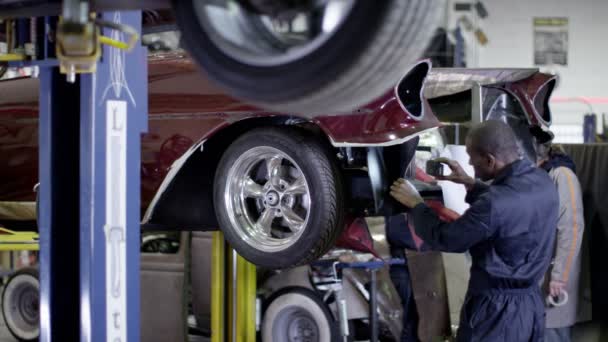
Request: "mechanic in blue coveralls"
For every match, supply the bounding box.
[385,213,421,342]
[389,120,559,341]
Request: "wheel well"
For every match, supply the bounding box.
[144,116,335,231]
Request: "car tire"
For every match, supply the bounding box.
[262,287,340,342]
[213,127,343,269]
[2,267,39,342]
[173,0,444,114]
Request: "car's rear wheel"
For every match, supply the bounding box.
[262,287,340,342]
[173,0,444,114]
[213,127,343,269]
[2,267,39,342]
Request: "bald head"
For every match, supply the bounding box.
[467,120,520,164]
[464,120,521,181]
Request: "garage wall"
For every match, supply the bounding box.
[451,0,608,142]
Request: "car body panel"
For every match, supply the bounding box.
[423,67,557,126]
[424,67,539,99]
[146,53,440,147]
[0,53,556,229]
[315,96,440,146]
[502,72,557,126]
[0,77,39,204]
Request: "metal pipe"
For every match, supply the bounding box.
[0,0,172,19]
[211,232,225,342]
[471,82,483,124]
[338,298,349,341]
[370,269,378,342]
[232,249,238,342]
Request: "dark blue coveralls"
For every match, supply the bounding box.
[409,159,559,342]
[386,214,422,342]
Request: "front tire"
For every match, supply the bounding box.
[213,127,343,269]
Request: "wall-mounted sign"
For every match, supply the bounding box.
[534,17,568,66]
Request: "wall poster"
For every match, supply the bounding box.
[534,17,568,66]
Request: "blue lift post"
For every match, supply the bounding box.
[35,11,147,342]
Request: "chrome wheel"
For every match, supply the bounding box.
[193,0,355,67]
[225,146,311,252]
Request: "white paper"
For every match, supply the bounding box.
[437,145,474,215]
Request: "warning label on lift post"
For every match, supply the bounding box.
[105,100,127,342]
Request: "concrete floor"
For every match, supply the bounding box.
[0,313,602,342]
[0,320,210,342]
[0,293,210,342]
[0,283,600,342]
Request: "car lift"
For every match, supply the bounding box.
[2,5,147,341]
[0,227,39,252]
[212,231,258,342]
[3,5,261,341]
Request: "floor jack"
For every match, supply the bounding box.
[211,229,407,342]
[313,258,406,342]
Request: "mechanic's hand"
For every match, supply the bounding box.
[433,157,476,189]
[549,280,566,298]
[390,179,424,209]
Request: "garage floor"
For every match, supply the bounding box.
[0,308,602,342]
[0,288,210,342]
[0,286,600,342]
[0,319,210,342]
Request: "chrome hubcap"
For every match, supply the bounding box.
[288,315,318,342]
[265,190,280,207]
[225,147,311,252]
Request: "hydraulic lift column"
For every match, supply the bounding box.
[36,10,147,342]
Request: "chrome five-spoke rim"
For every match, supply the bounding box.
[225,146,311,252]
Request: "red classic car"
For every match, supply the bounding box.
[0,51,557,268]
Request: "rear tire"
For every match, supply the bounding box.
[213,127,344,269]
[2,267,39,342]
